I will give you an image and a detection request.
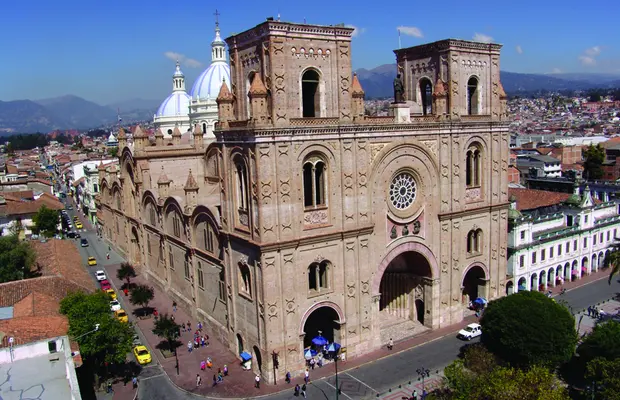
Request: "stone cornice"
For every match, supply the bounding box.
[226,21,354,48]
[438,202,510,221]
[133,147,205,160]
[258,225,375,252]
[394,39,502,58]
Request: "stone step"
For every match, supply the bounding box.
[379,317,429,344]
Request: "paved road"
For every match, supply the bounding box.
[62,195,620,399]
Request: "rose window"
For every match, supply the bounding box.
[389,173,417,210]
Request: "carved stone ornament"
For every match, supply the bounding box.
[361,280,370,294]
[304,210,328,225]
[347,328,356,337]
[347,283,356,298]
[402,225,409,236]
[238,255,248,265]
[239,212,249,226]
[313,254,325,263]
[441,260,448,274]
[390,225,398,239]
[412,220,421,235]
[285,298,297,314]
[267,302,278,320]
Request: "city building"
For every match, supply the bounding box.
[65,159,114,222]
[507,186,620,294]
[188,19,231,139]
[98,19,510,381]
[515,153,562,178]
[0,191,64,237]
[153,61,192,137]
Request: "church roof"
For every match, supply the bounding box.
[190,63,230,101]
[172,125,182,137]
[184,170,199,190]
[154,128,164,138]
[156,91,191,118]
[217,80,234,102]
[157,166,171,184]
[249,73,268,96]
[133,125,146,138]
[351,73,365,96]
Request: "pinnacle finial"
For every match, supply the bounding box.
[214,9,220,27]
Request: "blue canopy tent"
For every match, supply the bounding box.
[473,297,487,306]
[304,349,317,360]
[311,335,328,347]
[327,342,341,353]
[240,351,252,362]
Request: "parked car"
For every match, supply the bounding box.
[80,238,89,247]
[88,257,98,266]
[66,231,76,238]
[133,345,152,365]
[75,222,83,229]
[95,270,106,281]
[115,309,129,323]
[100,280,111,291]
[110,299,121,312]
[105,289,117,300]
[457,323,482,341]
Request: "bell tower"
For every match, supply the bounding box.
[225,20,355,126]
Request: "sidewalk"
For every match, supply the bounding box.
[100,253,611,399]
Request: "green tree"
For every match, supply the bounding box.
[480,291,577,369]
[606,247,620,284]
[578,321,620,363]
[439,346,569,400]
[108,147,118,158]
[152,313,180,353]
[583,144,606,180]
[129,284,154,314]
[32,205,59,237]
[60,291,133,385]
[116,262,137,287]
[585,357,620,400]
[0,235,37,283]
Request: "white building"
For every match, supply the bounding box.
[0,335,82,399]
[153,61,192,137]
[68,160,115,221]
[188,20,231,139]
[507,185,620,294]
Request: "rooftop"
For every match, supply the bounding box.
[509,188,571,211]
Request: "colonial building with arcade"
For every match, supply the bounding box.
[98,19,510,381]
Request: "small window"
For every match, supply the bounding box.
[168,245,174,270]
[301,69,320,118]
[197,262,204,289]
[465,146,482,188]
[184,259,190,280]
[607,231,611,241]
[149,207,156,226]
[573,240,578,250]
[585,215,589,223]
[93,184,99,193]
[600,232,604,242]
[172,213,181,237]
[549,247,554,258]
[419,78,433,115]
[147,235,152,255]
[541,249,546,261]
[303,157,327,209]
[565,242,569,253]
[584,238,588,247]
[558,244,562,256]
[48,341,57,353]
[218,269,226,302]
[520,231,525,240]
[467,77,479,115]
[239,263,252,297]
[594,235,597,245]
[531,252,537,264]
[308,261,330,292]
[519,255,525,268]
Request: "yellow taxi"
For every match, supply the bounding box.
[105,289,117,300]
[73,216,79,222]
[115,309,129,323]
[75,222,83,229]
[133,345,152,365]
[87,256,97,266]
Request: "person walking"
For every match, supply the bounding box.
[412,390,418,400]
[294,384,301,396]
[387,338,394,350]
[304,368,310,383]
[196,374,202,387]
[301,383,307,398]
[173,301,177,312]
[286,371,291,384]
[132,376,138,389]
[255,374,261,388]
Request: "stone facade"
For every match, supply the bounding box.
[98,20,510,382]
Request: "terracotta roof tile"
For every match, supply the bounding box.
[217,80,233,102]
[31,240,96,292]
[13,292,61,318]
[248,73,268,96]
[351,73,365,96]
[509,188,571,211]
[184,169,199,190]
[0,315,68,347]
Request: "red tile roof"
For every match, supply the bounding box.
[31,240,96,292]
[509,188,571,211]
[0,191,64,216]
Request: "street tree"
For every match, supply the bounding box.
[606,248,620,284]
[583,144,606,180]
[108,147,118,158]
[129,284,154,315]
[152,313,181,353]
[32,205,59,237]
[0,235,37,283]
[578,321,620,364]
[585,357,620,400]
[116,263,137,288]
[480,290,577,369]
[60,291,133,386]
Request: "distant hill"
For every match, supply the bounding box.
[0,95,159,134]
[354,64,620,98]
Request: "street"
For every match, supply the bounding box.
[60,194,620,400]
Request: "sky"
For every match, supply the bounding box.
[1,0,618,105]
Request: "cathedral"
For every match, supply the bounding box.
[98,18,510,381]
[153,19,231,139]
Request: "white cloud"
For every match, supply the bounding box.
[552,68,562,74]
[397,26,423,38]
[163,51,203,68]
[515,45,523,54]
[579,55,597,66]
[585,46,601,57]
[473,33,493,43]
[345,24,365,38]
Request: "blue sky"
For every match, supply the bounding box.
[1,0,618,105]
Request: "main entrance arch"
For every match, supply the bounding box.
[462,264,488,303]
[300,303,343,349]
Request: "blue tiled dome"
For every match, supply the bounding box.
[190,62,231,101]
[156,91,191,117]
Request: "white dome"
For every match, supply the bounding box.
[156,91,191,117]
[190,62,231,101]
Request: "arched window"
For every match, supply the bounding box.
[419,78,433,115]
[467,77,479,115]
[172,212,182,237]
[308,260,330,292]
[246,71,256,118]
[202,123,207,134]
[301,69,320,117]
[197,261,204,289]
[148,204,157,226]
[239,263,252,297]
[303,155,327,208]
[218,269,226,301]
[115,192,121,209]
[466,229,483,254]
[234,160,249,227]
[466,146,482,188]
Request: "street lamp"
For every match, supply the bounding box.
[328,342,342,400]
[73,324,100,341]
[416,367,431,393]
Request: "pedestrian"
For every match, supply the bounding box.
[200,360,206,371]
[106,253,110,260]
[286,371,291,384]
[301,383,307,398]
[201,336,206,347]
[217,370,223,383]
[294,384,300,396]
[309,358,315,370]
[172,301,177,312]
[223,365,228,376]
[255,374,261,388]
[132,376,138,389]
[187,321,192,331]
[198,321,203,331]
[207,357,213,369]
[412,390,418,400]
[107,381,113,393]
[388,338,394,350]
[188,341,193,353]
[213,374,217,386]
[196,374,202,387]
[182,322,186,331]
[304,368,310,383]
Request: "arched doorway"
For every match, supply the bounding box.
[518,277,527,292]
[236,334,244,355]
[130,226,141,265]
[506,281,514,295]
[547,269,554,287]
[530,273,538,291]
[462,265,487,303]
[302,306,341,349]
[301,69,320,117]
[564,263,570,280]
[252,345,262,373]
[378,251,432,326]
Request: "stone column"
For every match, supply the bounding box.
[423,277,440,329]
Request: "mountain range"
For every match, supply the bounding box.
[1,69,619,134]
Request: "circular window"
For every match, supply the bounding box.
[389,172,417,210]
